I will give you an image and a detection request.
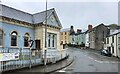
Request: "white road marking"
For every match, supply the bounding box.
[58,70,66,72]
[86,55,120,64]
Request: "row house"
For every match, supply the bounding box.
[60,28,70,45]
[104,32,120,58]
[69,26,86,46]
[0,4,62,53]
[85,30,89,48]
[89,23,109,50]
[70,26,76,45]
[85,25,92,48]
[77,30,86,46]
[104,25,120,58]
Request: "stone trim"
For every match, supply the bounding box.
[0,16,34,29]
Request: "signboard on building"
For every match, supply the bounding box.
[0,53,19,61]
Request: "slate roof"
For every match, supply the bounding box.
[88,23,105,32]
[0,4,62,27]
[33,8,54,24]
[60,28,70,32]
[0,4,33,23]
[106,32,120,37]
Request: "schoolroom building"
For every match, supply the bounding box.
[0,4,62,52]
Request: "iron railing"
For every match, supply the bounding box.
[0,47,68,72]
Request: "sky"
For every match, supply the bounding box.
[1,0,120,31]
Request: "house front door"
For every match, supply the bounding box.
[108,47,111,53]
[35,40,41,50]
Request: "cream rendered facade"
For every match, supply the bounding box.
[60,28,70,45]
[60,31,70,44]
[35,25,61,51]
[0,4,62,51]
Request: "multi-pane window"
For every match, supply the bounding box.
[112,47,114,53]
[48,34,50,47]
[47,33,56,48]
[103,31,104,41]
[65,36,66,39]
[24,33,30,47]
[11,31,18,46]
[107,37,109,44]
[112,36,114,43]
[0,29,3,46]
[65,32,67,35]
[52,35,54,47]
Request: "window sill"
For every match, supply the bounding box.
[10,46,19,49]
[0,46,3,48]
[47,47,56,49]
[23,47,30,49]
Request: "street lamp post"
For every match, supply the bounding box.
[29,39,34,69]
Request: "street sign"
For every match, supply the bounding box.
[0,53,19,61]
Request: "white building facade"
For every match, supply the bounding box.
[85,31,89,48]
[104,32,120,58]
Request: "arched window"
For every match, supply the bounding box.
[24,33,30,47]
[0,29,3,46]
[11,31,18,46]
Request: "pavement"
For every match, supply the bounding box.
[2,54,74,74]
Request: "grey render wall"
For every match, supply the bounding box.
[95,25,109,50]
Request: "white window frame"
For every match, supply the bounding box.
[24,33,30,48]
[10,31,18,48]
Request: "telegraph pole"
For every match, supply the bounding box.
[44,0,47,66]
[45,0,47,48]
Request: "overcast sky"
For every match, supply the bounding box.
[1,0,119,31]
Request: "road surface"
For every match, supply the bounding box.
[58,47,119,73]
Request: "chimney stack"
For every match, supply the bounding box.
[77,29,82,33]
[70,25,74,30]
[88,25,92,30]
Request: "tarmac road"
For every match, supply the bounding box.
[58,47,119,73]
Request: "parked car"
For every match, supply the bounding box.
[100,49,112,57]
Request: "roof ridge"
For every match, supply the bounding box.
[33,8,54,15]
[1,4,55,15]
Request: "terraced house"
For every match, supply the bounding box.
[69,26,86,47]
[60,28,70,49]
[0,4,62,53]
[104,25,120,58]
